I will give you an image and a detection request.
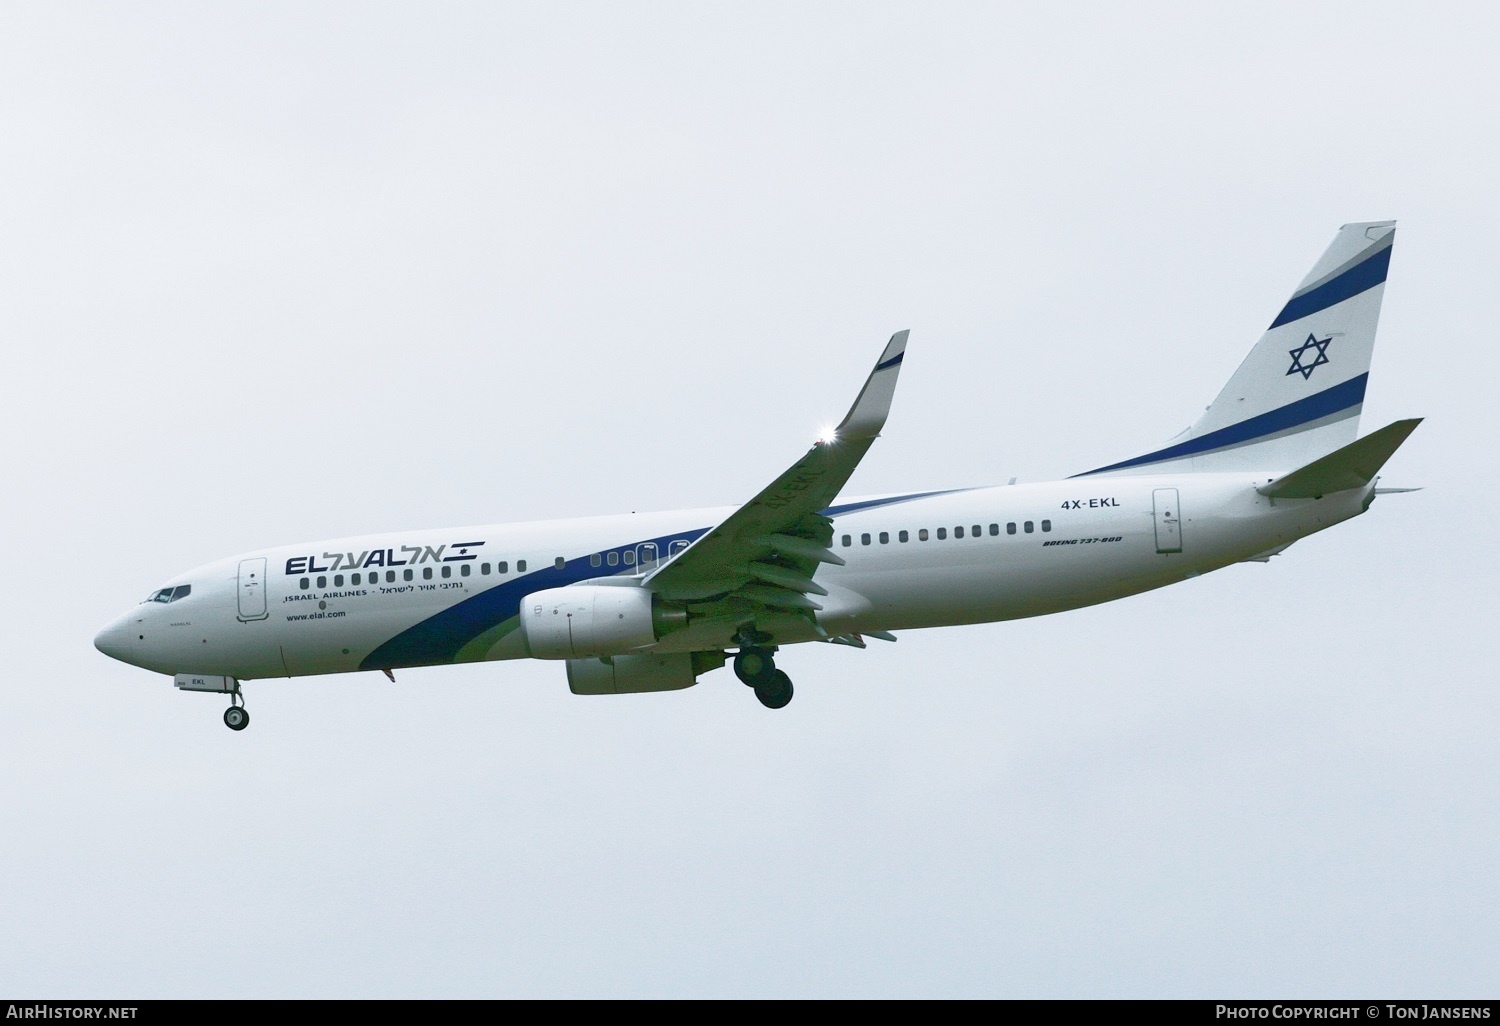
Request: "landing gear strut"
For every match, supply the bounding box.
[223,684,249,731]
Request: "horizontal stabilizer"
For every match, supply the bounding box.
[1257,419,1421,499]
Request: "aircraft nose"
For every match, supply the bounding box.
[94,620,130,661]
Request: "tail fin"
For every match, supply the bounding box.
[1079,221,1396,476]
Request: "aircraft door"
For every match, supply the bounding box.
[635,542,659,573]
[1152,488,1183,554]
[237,557,269,621]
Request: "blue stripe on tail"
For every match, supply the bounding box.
[1269,246,1391,328]
[1074,373,1368,476]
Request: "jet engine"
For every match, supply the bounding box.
[520,585,686,659]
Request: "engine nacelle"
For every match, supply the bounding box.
[567,652,698,695]
[520,585,663,659]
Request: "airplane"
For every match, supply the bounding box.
[94,221,1421,730]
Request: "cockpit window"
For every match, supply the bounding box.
[145,585,191,604]
[147,588,173,603]
[171,584,191,601]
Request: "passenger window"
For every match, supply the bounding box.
[518,560,527,572]
[879,531,889,544]
[461,564,471,577]
[423,567,433,580]
[919,529,929,541]
[954,526,965,539]
[972,524,981,537]
[317,576,327,589]
[606,551,618,566]
[841,534,852,547]
[386,571,396,583]
[441,565,452,578]
[481,563,491,575]
[989,523,999,536]
[590,553,601,567]
[498,561,508,574]
[899,530,909,542]
[554,556,565,569]
[403,569,413,582]
[352,573,361,586]
[937,528,947,540]
[299,578,310,590]
[334,574,344,587]
[1024,521,1034,533]
[861,533,871,546]
[622,551,635,565]
[1007,522,1017,535]
[1041,520,1052,532]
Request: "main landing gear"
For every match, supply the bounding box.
[733,642,795,710]
[172,673,251,731]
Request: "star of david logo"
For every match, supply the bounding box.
[1287,333,1333,380]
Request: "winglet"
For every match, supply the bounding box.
[835,330,908,440]
[1257,418,1422,499]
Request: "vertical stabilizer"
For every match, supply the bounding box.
[1079,221,1395,476]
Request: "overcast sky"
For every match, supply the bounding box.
[1,1,1495,998]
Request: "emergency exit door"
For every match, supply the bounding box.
[237,557,269,621]
[1152,488,1183,554]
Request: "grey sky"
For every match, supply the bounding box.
[1,2,1494,997]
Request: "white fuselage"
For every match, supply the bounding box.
[94,471,1369,682]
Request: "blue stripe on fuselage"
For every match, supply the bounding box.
[360,526,711,669]
[358,489,968,668]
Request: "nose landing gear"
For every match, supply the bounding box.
[223,683,249,731]
[172,674,251,731]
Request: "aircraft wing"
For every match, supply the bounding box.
[644,331,908,605]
